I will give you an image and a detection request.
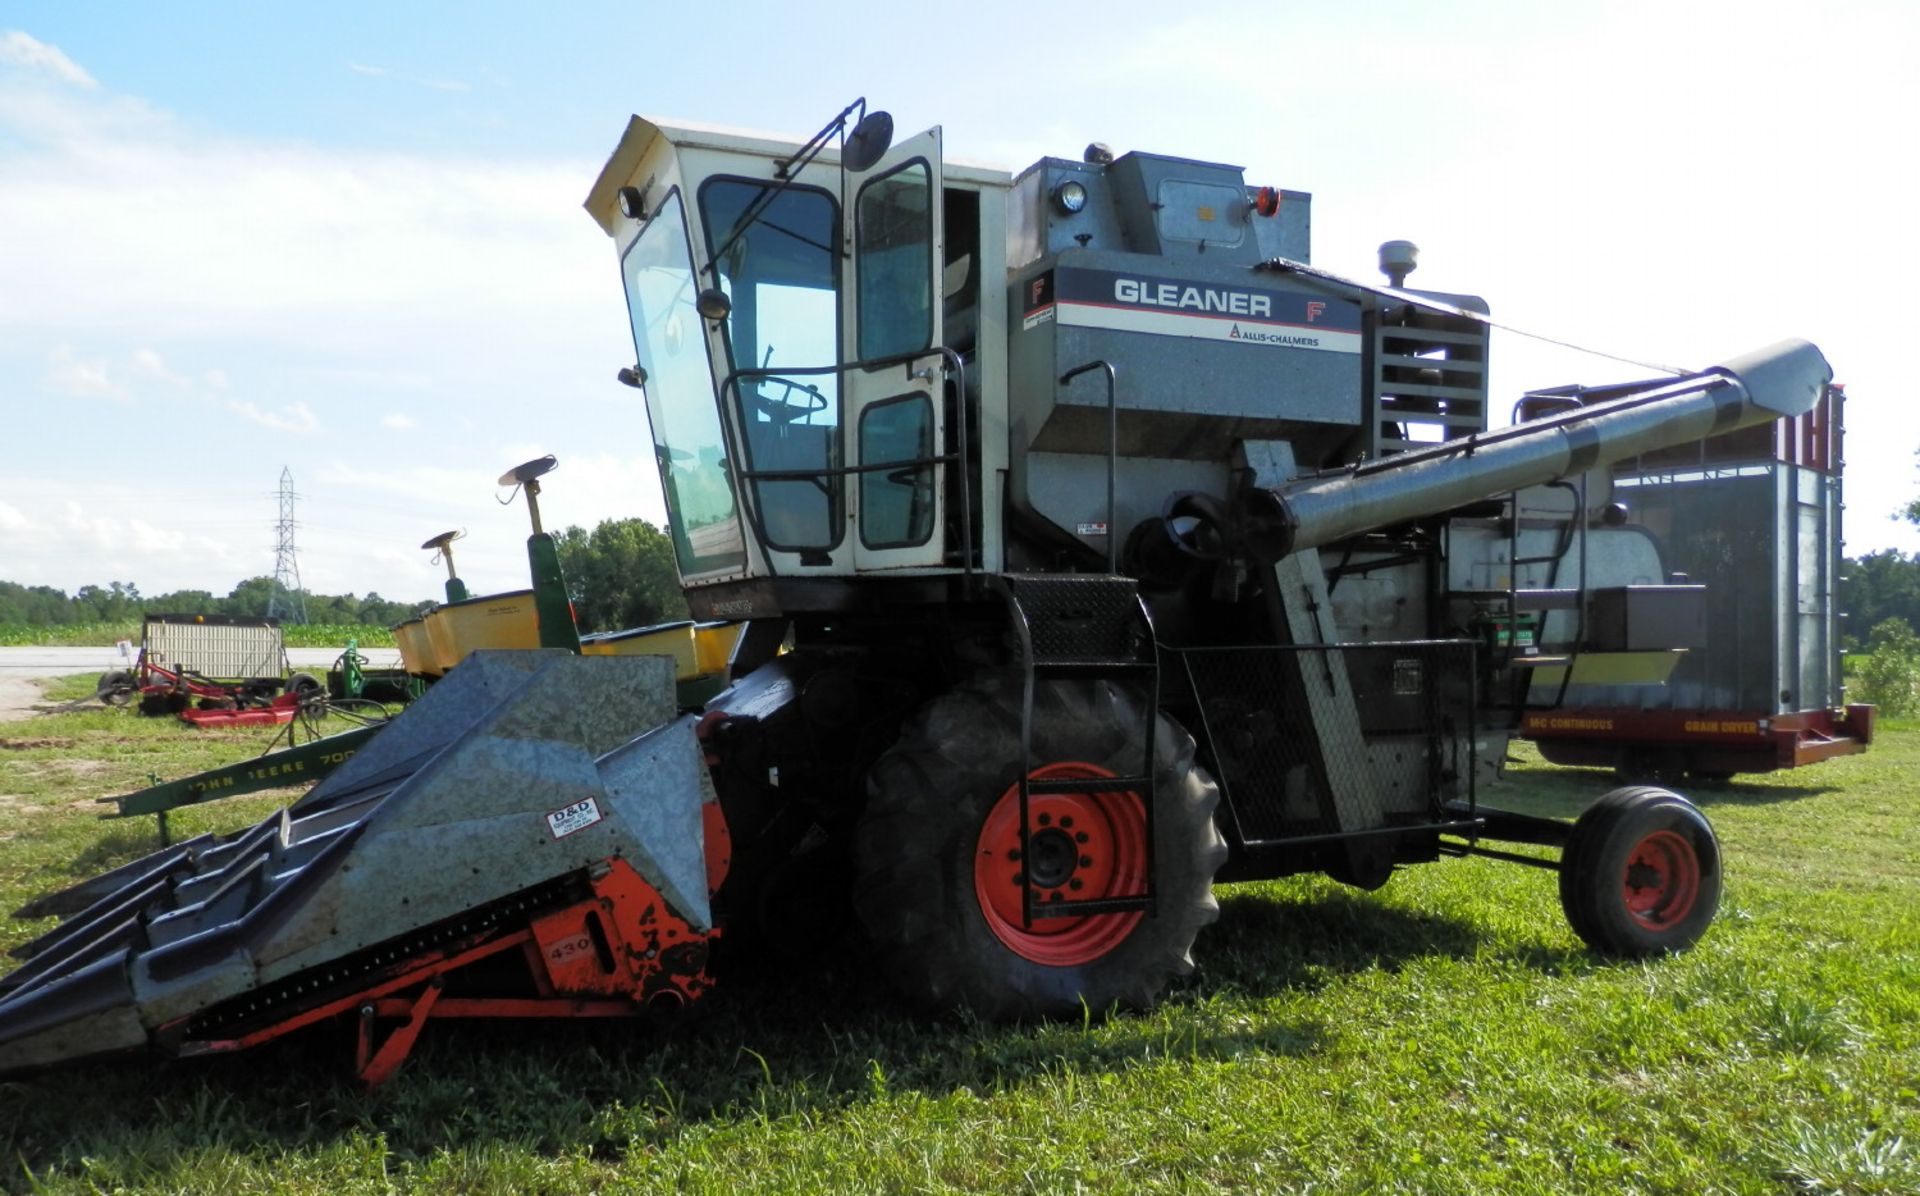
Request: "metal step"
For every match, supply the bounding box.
[1034,660,1156,679]
[998,574,1144,663]
[1029,894,1155,919]
[1025,773,1155,795]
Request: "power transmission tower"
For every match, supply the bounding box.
[266,466,309,624]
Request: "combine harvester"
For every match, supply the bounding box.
[0,100,1855,1083]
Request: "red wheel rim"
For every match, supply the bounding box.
[973,762,1148,965]
[1621,829,1701,931]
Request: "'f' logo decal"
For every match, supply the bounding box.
[1031,279,1046,305]
[1306,301,1326,323]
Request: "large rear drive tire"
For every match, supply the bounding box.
[853,677,1227,1021]
[1559,785,1721,956]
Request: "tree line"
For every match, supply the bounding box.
[0,577,432,629]
[0,517,688,635]
[553,518,689,632]
[9,514,1911,646]
[1844,549,1920,651]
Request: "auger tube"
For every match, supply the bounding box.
[1242,339,1832,559]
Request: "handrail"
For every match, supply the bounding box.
[1060,359,1119,573]
[717,345,973,575]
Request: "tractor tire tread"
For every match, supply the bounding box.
[853,675,1226,1022]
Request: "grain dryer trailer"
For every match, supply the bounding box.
[1511,382,1872,778]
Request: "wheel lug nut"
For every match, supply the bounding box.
[1037,813,1052,826]
[1069,879,1083,891]
[1060,816,1074,828]
[1075,831,1089,844]
[1008,849,1022,862]
[1079,855,1093,867]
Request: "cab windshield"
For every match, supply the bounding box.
[622,190,746,577]
[699,179,841,551]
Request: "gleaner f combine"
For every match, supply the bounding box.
[0,102,1846,1082]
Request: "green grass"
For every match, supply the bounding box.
[1,683,1915,1194]
[0,623,397,649]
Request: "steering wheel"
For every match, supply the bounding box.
[753,377,829,424]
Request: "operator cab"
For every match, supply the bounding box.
[586,107,1009,611]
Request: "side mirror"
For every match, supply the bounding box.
[843,110,894,173]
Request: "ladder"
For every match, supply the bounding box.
[996,574,1161,925]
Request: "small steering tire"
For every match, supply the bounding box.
[1559,785,1721,957]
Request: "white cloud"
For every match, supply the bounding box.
[0,69,604,350]
[0,484,251,591]
[51,500,237,564]
[44,344,129,401]
[229,399,319,434]
[131,348,188,386]
[61,501,120,553]
[42,344,208,403]
[380,412,417,430]
[125,518,189,555]
[0,41,662,595]
[0,31,96,89]
[491,446,667,531]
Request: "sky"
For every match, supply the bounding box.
[1,1,1916,605]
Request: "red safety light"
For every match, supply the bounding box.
[1252,186,1282,218]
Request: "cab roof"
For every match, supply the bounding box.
[585,114,1012,235]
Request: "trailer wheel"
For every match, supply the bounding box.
[96,670,136,707]
[287,671,322,698]
[853,678,1227,1021]
[1558,786,1720,956]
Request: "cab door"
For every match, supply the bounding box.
[842,128,948,571]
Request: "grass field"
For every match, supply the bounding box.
[1,676,1915,1194]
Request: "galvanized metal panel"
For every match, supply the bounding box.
[1791,466,1839,709]
[145,617,285,681]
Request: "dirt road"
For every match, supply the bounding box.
[0,676,46,722]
